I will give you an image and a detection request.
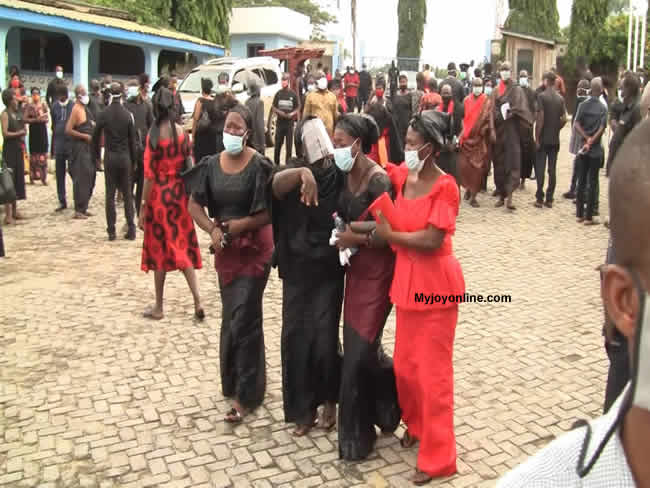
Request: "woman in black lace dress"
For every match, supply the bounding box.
[331,114,400,461]
[1,89,26,225]
[186,100,274,423]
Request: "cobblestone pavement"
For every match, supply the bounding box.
[0,129,611,488]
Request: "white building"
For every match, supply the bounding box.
[229,7,312,58]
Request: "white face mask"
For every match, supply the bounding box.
[404,144,431,174]
[519,77,529,87]
[484,86,493,96]
[317,78,328,90]
[473,86,483,96]
[55,71,63,79]
[307,84,316,92]
[80,95,90,105]
[500,70,511,81]
[127,86,139,99]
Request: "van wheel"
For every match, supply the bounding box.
[268,111,278,141]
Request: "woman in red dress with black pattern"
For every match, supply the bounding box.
[138,87,203,321]
[376,110,465,485]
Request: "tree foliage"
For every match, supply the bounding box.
[85,0,233,45]
[567,0,610,71]
[396,0,427,71]
[504,0,560,39]
[232,0,336,38]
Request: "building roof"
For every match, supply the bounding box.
[1,0,223,49]
[500,30,556,46]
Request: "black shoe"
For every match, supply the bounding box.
[55,204,67,212]
[563,191,575,200]
[544,201,553,208]
[125,229,136,241]
[108,234,117,241]
[534,200,543,208]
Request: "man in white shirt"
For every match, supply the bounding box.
[498,119,650,488]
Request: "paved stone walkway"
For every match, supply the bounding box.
[0,130,611,487]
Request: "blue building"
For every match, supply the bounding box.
[0,0,224,94]
[229,7,312,59]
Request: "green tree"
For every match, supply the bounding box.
[567,0,609,71]
[504,0,560,39]
[86,0,233,45]
[396,0,427,71]
[232,0,336,38]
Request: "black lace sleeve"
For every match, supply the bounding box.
[249,153,274,215]
[182,155,217,216]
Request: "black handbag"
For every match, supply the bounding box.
[0,163,15,205]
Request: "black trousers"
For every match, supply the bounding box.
[575,154,600,220]
[104,152,134,236]
[535,144,560,203]
[604,340,630,413]
[570,156,600,214]
[346,96,356,113]
[0,223,4,257]
[274,123,294,166]
[132,152,144,216]
[55,153,68,207]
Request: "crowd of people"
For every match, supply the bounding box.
[0,55,649,487]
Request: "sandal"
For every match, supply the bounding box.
[317,412,336,431]
[224,407,244,424]
[495,199,504,208]
[470,200,480,208]
[400,430,417,448]
[143,306,164,321]
[411,469,433,485]
[292,421,316,437]
[507,203,516,211]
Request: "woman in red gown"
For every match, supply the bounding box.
[376,110,465,485]
[139,87,203,320]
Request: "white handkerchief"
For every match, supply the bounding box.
[501,102,510,120]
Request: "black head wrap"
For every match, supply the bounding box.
[335,113,380,154]
[409,110,450,150]
[226,102,256,149]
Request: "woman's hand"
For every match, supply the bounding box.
[374,211,393,242]
[336,225,360,250]
[210,226,224,255]
[138,208,146,231]
[299,167,318,206]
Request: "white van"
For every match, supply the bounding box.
[178,56,283,138]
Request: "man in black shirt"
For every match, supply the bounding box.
[46,65,65,110]
[574,78,608,225]
[358,64,372,112]
[519,70,538,188]
[125,75,154,216]
[606,72,642,176]
[93,83,138,240]
[272,73,300,165]
[440,62,466,120]
[534,71,567,207]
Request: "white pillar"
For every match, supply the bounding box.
[72,36,91,89]
[634,13,640,70]
[628,0,634,70]
[642,5,648,69]
[145,48,160,87]
[0,25,7,109]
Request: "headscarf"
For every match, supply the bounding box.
[409,110,450,150]
[335,113,380,153]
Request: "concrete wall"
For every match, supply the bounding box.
[505,37,557,89]
[230,34,298,58]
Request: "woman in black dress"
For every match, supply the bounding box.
[272,117,345,436]
[1,89,27,225]
[192,78,216,163]
[186,100,274,423]
[331,114,400,460]
[24,87,49,185]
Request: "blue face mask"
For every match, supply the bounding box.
[333,139,359,172]
[223,131,246,155]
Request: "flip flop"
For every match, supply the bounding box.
[224,408,244,424]
[143,306,164,321]
[411,469,433,486]
[317,414,336,431]
[400,430,418,448]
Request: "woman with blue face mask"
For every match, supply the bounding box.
[185,100,274,424]
[375,110,465,485]
[332,114,400,462]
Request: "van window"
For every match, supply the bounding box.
[263,68,278,85]
[252,68,267,86]
[233,69,263,90]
